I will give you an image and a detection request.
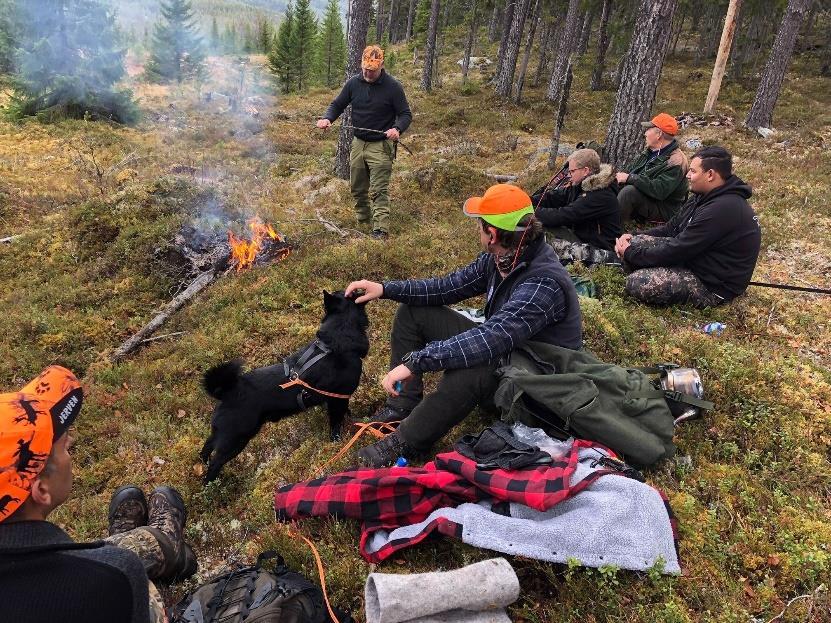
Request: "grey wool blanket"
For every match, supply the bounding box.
[364,558,519,623]
[365,427,680,574]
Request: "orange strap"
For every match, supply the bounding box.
[279,377,352,400]
[285,522,341,623]
[312,420,400,478]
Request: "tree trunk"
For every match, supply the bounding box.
[433,0,453,88]
[421,0,442,90]
[745,0,813,129]
[488,2,503,42]
[405,0,417,41]
[376,0,386,41]
[576,7,596,55]
[548,59,574,169]
[513,0,541,101]
[493,0,517,81]
[533,22,558,87]
[545,0,582,103]
[704,0,743,114]
[604,0,679,168]
[388,0,400,42]
[670,5,686,55]
[462,0,480,84]
[590,0,612,90]
[335,0,373,178]
[494,0,532,96]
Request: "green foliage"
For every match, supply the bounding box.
[145,0,206,84]
[0,0,15,74]
[256,16,273,54]
[288,0,317,91]
[268,2,295,92]
[4,0,137,124]
[315,0,346,88]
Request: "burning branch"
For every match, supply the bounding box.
[228,219,291,271]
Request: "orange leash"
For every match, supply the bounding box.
[285,523,341,623]
[312,420,400,478]
[279,377,353,400]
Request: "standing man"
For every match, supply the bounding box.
[0,366,196,623]
[317,45,412,240]
[346,184,582,467]
[615,146,761,307]
[616,112,689,223]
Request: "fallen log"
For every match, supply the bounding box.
[111,270,217,362]
[486,173,519,182]
[315,209,349,238]
[1,235,21,244]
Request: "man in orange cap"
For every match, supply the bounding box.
[615,112,689,223]
[346,184,582,467]
[0,366,195,623]
[316,45,412,240]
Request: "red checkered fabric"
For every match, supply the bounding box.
[275,440,611,563]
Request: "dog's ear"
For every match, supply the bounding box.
[323,289,338,311]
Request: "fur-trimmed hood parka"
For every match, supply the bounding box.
[532,164,622,252]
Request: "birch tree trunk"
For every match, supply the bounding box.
[421,0,442,91]
[590,0,612,90]
[745,0,813,129]
[494,0,532,96]
[703,0,743,114]
[545,0,582,103]
[335,0,372,178]
[604,0,679,168]
[462,0,480,84]
[513,0,541,102]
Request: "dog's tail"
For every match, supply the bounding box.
[203,359,244,399]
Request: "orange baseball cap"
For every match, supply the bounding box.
[463,184,534,231]
[0,366,83,521]
[641,112,679,136]
[361,45,384,70]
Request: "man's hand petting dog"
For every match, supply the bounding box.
[382,364,413,397]
[346,280,383,304]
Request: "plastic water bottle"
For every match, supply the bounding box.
[394,457,408,468]
[702,322,726,336]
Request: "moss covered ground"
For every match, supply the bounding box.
[0,43,829,622]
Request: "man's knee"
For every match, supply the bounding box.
[625,270,669,305]
[618,185,643,220]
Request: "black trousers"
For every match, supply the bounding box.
[386,304,500,451]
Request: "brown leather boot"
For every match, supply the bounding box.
[145,486,196,583]
[107,486,148,536]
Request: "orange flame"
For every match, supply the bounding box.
[228,218,289,271]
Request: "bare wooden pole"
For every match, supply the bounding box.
[703,0,743,114]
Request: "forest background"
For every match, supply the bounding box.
[0,0,830,621]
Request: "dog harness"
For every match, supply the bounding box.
[279,340,353,406]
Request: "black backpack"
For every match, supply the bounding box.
[170,551,352,623]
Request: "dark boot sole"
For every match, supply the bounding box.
[107,485,148,535]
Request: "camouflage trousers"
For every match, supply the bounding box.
[624,236,725,308]
[546,231,621,267]
[106,527,169,623]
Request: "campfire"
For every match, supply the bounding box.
[228,218,291,272]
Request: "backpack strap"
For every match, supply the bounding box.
[626,389,714,411]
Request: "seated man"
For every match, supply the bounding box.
[0,366,196,623]
[346,184,582,467]
[616,112,689,222]
[532,147,622,266]
[615,146,761,308]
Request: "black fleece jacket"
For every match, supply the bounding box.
[533,164,622,251]
[323,71,412,141]
[624,175,761,300]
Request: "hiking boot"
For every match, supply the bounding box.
[146,486,194,584]
[371,229,389,240]
[373,404,412,424]
[108,485,148,536]
[358,431,416,468]
[165,543,198,584]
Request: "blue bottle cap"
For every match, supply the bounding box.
[394,456,408,467]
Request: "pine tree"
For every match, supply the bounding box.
[316,0,347,88]
[290,0,318,91]
[6,0,137,123]
[210,16,221,52]
[145,0,206,84]
[257,17,273,54]
[268,2,296,92]
[0,0,16,74]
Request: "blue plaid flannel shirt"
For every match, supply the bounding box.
[382,253,566,373]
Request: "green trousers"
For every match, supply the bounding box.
[618,185,680,223]
[350,136,394,233]
[387,304,500,451]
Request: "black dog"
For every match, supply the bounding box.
[200,290,369,482]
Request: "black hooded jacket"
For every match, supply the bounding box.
[624,175,761,300]
[533,164,622,251]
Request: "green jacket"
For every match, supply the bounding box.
[494,341,676,467]
[624,140,689,207]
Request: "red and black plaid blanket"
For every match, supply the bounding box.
[274,440,612,563]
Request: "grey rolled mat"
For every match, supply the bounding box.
[364,557,519,623]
